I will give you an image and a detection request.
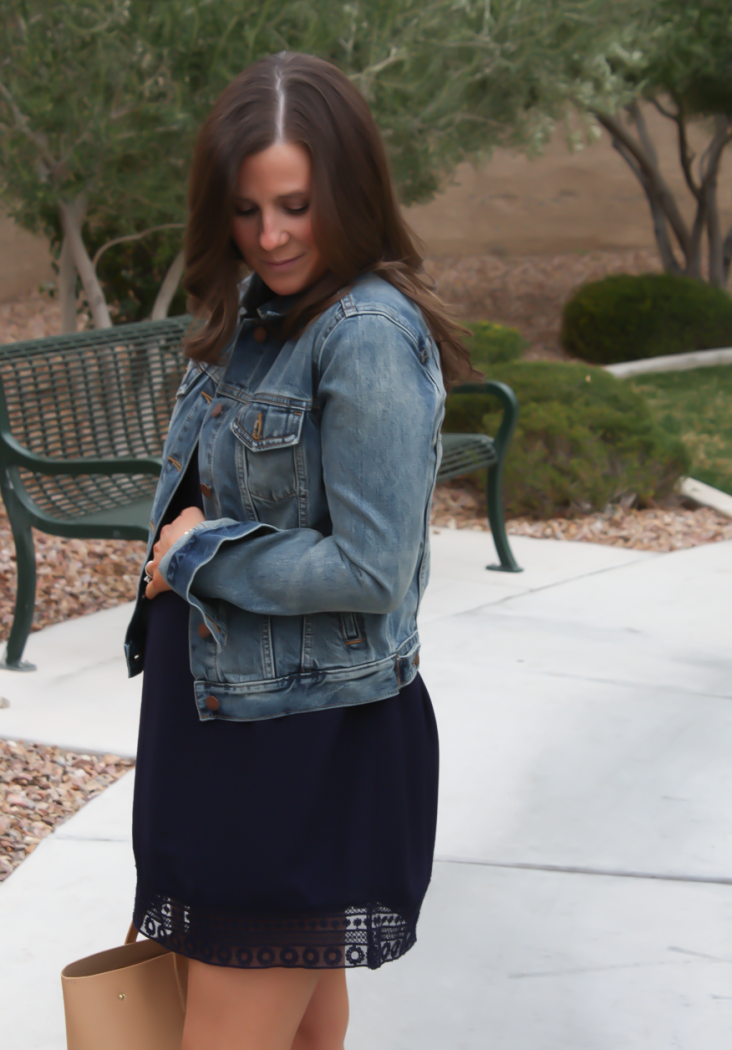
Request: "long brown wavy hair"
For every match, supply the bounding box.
[183,51,478,389]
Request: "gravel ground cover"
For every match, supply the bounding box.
[0,508,145,637]
[432,482,732,551]
[0,738,134,882]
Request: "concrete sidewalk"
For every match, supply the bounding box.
[1,530,731,1049]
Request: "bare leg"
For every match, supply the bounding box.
[182,960,320,1050]
[291,970,349,1050]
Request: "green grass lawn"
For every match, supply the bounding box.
[629,366,732,495]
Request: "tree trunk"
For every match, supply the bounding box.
[706,181,724,286]
[595,111,691,259]
[721,226,732,284]
[702,116,732,287]
[686,197,706,280]
[58,236,77,333]
[608,135,681,275]
[58,196,112,329]
[151,250,185,320]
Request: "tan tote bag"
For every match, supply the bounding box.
[61,923,188,1050]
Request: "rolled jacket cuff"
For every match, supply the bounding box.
[159,517,276,605]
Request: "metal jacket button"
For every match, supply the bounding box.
[413,653,420,667]
[211,402,223,418]
[253,326,267,343]
[200,483,212,498]
[197,622,212,639]
[205,695,220,712]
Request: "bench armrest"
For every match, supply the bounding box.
[0,431,162,476]
[450,381,519,457]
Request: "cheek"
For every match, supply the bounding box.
[293,214,318,252]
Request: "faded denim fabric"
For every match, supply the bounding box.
[124,273,445,720]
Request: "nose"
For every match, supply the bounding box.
[259,211,289,253]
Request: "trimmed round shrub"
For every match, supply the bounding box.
[561,273,732,364]
[465,322,527,368]
[445,361,690,519]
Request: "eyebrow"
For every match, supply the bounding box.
[234,191,309,203]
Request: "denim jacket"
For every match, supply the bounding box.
[124,273,446,720]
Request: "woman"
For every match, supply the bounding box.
[125,51,476,1050]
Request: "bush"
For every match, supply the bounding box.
[561,273,732,364]
[445,361,690,519]
[465,322,527,368]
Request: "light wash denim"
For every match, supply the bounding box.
[125,273,446,720]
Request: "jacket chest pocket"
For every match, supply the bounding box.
[231,400,306,506]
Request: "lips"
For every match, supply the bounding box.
[264,255,303,268]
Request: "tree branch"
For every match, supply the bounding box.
[703,116,732,285]
[594,109,691,257]
[58,234,78,334]
[627,101,660,168]
[151,250,185,320]
[348,49,408,84]
[609,136,681,275]
[92,223,185,270]
[59,196,112,329]
[722,224,732,284]
[698,115,732,186]
[674,106,701,202]
[0,79,61,181]
[649,97,678,122]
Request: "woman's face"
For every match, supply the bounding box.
[232,142,327,297]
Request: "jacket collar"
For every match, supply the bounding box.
[239,273,302,321]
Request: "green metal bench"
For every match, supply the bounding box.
[437,381,522,575]
[0,316,190,669]
[0,320,520,671]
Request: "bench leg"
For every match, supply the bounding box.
[486,461,522,573]
[1,484,37,670]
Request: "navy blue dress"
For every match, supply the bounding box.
[132,456,439,969]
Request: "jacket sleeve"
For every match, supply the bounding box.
[158,310,445,617]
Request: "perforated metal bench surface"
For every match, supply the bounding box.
[437,433,499,481]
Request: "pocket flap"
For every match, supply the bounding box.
[231,402,305,451]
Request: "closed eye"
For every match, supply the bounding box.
[234,201,310,218]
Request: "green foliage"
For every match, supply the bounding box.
[464,322,526,369]
[444,361,690,518]
[561,274,732,365]
[629,366,732,496]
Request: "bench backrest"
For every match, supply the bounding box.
[0,317,190,523]
[0,316,190,463]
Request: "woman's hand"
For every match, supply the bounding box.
[145,506,206,599]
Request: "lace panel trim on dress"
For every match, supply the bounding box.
[134,889,418,970]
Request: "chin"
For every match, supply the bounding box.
[266,275,308,296]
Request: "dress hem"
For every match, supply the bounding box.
[133,889,420,970]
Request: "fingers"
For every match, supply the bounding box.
[144,559,170,600]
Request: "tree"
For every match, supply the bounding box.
[1,0,597,329]
[588,0,732,287]
[417,0,732,288]
[11,0,726,332]
[0,0,359,328]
